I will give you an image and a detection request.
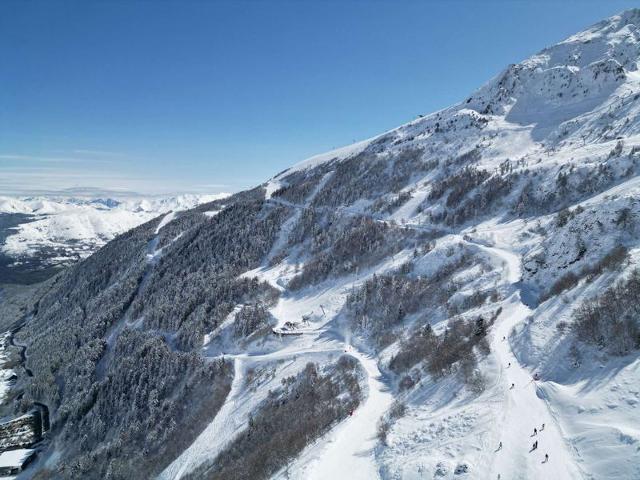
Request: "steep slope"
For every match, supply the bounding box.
[4,9,640,480]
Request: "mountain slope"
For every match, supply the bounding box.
[4,9,640,480]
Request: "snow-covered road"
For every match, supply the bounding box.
[463,234,583,479]
[488,294,583,480]
[292,347,394,480]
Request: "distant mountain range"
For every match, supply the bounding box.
[0,193,227,284]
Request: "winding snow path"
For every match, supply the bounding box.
[464,235,583,479]
[304,347,393,480]
[488,294,583,480]
[277,345,393,480]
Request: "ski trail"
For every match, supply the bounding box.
[462,235,583,479]
[299,347,393,480]
[488,295,583,480]
[159,357,245,480]
[161,344,343,480]
[155,211,176,234]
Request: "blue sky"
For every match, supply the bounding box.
[2,0,639,196]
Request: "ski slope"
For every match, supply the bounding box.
[469,232,583,479]
[488,294,583,480]
[279,347,394,480]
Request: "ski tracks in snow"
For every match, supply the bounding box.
[280,346,394,480]
[159,357,246,480]
[488,296,583,480]
[465,235,583,480]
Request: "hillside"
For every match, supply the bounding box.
[3,9,640,480]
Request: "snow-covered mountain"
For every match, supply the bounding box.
[2,9,640,480]
[0,193,227,283]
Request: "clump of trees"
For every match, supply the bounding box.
[448,287,498,316]
[345,252,476,348]
[377,400,406,444]
[54,330,233,479]
[234,304,272,338]
[428,166,490,203]
[513,157,637,219]
[371,191,413,214]
[187,356,362,480]
[426,167,516,227]
[346,275,440,349]
[311,147,432,208]
[130,201,286,349]
[271,168,330,204]
[288,215,419,290]
[389,312,494,392]
[572,269,640,355]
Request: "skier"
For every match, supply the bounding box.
[544,454,549,463]
[541,423,545,431]
[510,383,515,389]
[507,362,511,368]
[533,427,537,436]
[532,440,538,450]
[498,441,502,450]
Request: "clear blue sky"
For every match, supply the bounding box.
[1,0,639,195]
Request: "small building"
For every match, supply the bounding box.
[0,448,35,476]
[0,407,48,452]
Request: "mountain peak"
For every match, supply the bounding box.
[463,10,640,128]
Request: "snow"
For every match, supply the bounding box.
[281,349,393,480]
[264,179,282,199]
[159,357,247,480]
[487,294,582,480]
[373,229,587,479]
[159,348,343,480]
[0,333,15,405]
[0,448,34,468]
[154,211,177,234]
[273,137,374,180]
[0,193,227,265]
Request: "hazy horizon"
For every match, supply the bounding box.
[3,0,639,196]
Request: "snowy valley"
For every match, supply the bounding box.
[1,9,640,480]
